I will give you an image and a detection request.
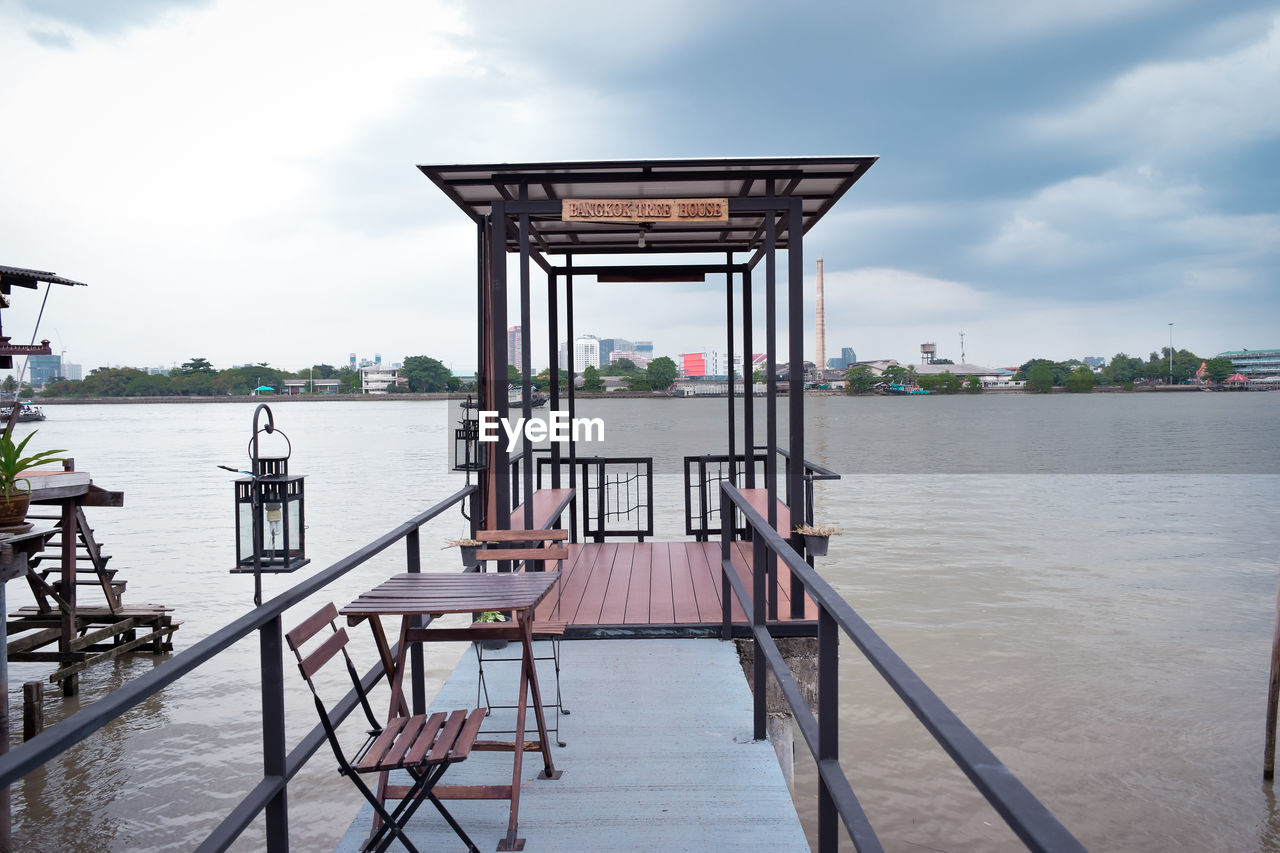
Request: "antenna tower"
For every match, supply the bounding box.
[960,330,966,363]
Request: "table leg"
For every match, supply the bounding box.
[521,615,559,780]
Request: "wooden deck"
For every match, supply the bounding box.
[533,541,818,638]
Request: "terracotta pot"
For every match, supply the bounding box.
[0,490,31,527]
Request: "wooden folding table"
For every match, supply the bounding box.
[342,571,562,851]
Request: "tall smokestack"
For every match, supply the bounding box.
[815,258,826,376]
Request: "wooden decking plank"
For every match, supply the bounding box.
[597,543,636,624]
[685,542,723,623]
[531,542,585,622]
[623,542,654,624]
[693,543,747,623]
[647,542,675,624]
[573,543,619,625]
[547,543,598,625]
[668,542,700,623]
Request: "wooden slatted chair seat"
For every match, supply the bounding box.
[287,603,484,853]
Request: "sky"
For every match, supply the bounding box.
[0,0,1276,375]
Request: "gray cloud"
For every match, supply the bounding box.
[15,0,211,35]
[26,27,71,49]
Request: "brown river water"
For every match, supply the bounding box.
[6,392,1279,852]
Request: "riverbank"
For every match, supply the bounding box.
[29,383,1253,405]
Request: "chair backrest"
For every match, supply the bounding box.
[285,602,382,746]
[473,529,568,571]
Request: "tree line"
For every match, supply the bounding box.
[32,355,462,398]
[843,347,1235,395]
[24,353,683,399]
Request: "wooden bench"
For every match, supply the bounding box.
[509,487,574,533]
[737,488,794,537]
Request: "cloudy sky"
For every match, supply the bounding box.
[1,0,1276,374]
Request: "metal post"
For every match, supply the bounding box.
[520,186,534,531]
[720,486,732,640]
[491,202,511,533]
[549,271,561,490]
[726,254,736,485]
[743,268,756,489]
[477,219,488,529]
[753,534,767,741]
[817,608,838,852]
[1168,322,1174,385]
[566,256,578,543]
[1265,561,1280,779]
[788,198,806,619]
[260,615,289,851]
[407,528,425,716]
[0,578,7,849]
[764,184,778,536]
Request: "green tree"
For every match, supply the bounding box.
[937,370,963,394]
[752,368,765,384]
[1,376,16,395]
[844,364,878,395]
[400,355,451,392]
[1027,363,1055,393]
[1205,357,1234,383]
[180,357,216,374]
[645,356,678,391]
[310,363,338,379]
[932,358,954,365]
[964,374,983,393]
[882,364,909,384]
[507,364,522,386]
[1103,353,1143,385]
[1065,366,1095,393]
[582,365,604,392]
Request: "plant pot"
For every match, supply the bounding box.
[803,534,829,557]
[0,491,31,527]
[460,545,478,566]
[481,638,508,651]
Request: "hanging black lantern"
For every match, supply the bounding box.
[453,394,488,472]
[224,404,308,605]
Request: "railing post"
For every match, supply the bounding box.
[407,527,425,716]
[817,608,838,853]
[260,615,289,851]
[753,533,768,741]
[720,486,732,640]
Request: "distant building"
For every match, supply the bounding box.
[826,347,857,370]
[1218,348,1280,378]
[27,354,62,386]
[360,365,405,394]
[63,362,82,381]
[679,352,706,378]
[1082,356,1105,369]
[507,326,522,370]
[599,338,632,366]
[573,335,600,370]
[634,341,653,358]
[609,349,649,368]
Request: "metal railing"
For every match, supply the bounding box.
[0,485,478,853]
[511,449,654,541]
[686,449,839,540]
[718,482,1084,853]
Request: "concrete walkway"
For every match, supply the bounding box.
[336,638,807,852]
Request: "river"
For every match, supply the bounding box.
[6,392,1279,851]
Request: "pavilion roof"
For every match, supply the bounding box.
[417,156,877,256]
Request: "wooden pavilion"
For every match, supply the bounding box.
[419,157,875,634]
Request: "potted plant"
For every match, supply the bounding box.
[794,523,840,557]
[474,609,508,650]
[0,430,67,528]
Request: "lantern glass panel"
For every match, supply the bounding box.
[236,498,255,566]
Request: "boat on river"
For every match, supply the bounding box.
[884,382,931,395]
[0,401,46,422]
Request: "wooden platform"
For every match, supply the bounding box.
[534,541,817,638]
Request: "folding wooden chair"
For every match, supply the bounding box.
[470,529,570,746]
[287,603,485,853]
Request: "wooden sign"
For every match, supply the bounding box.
[562,198,729,223]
